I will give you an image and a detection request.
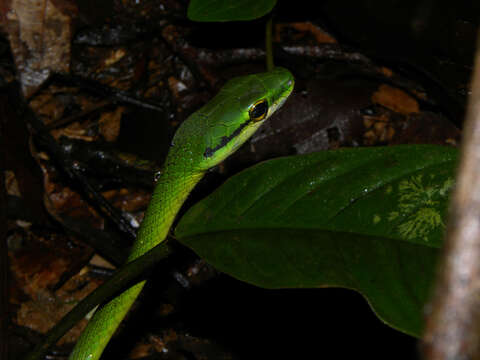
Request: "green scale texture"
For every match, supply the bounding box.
[69,67,294,360]
[69,169,201,360]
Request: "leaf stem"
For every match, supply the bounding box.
[22,243,171,360]
[265,15,274,71]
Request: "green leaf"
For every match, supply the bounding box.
[187,0,277,22]
[176,145,457,337]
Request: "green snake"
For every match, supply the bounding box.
[69,67,294,360]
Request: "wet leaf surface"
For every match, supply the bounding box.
[188,0,277,22]
[0,0,475,358]
[177,145,457,336]
[2,0,76,97]
[8,228,95,344]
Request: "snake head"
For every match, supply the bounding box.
[168,67,294,174]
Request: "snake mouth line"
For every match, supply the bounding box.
[203,80,293,159]
[203,118,253,158]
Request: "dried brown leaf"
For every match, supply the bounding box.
[3,0,77,97]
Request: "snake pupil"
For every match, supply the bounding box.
[249,100,268,122]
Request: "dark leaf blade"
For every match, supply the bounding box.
[175,145,457,336]
[180,229,438,337]
[177,145,457,245]
[187,0,277,22]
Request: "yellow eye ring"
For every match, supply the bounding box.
[249,99,269,122]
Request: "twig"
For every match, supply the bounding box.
[21,242,171,360]
[45,100,111,130]
[50,74,166,113]
[0,89,9,360]
[59,215,129,266]
[5,82,138,240]
[160,25,219,91]
[422,30,480,359]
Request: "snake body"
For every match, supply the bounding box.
[69,68,294,360]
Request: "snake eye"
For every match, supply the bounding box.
[249,99,269,122]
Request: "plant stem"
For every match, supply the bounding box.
[265,16,274,71]
[22,242,171,360]
[422,30,480,359]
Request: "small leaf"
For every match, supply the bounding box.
[187,0,277,22]
[176,145,457,336]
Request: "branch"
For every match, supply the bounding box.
[422,30,480,359]
[22,242,171,360]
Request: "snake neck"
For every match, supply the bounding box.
[128,167,204,261]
